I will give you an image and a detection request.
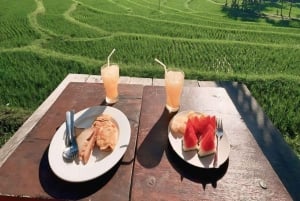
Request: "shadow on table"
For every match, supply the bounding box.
[136,108,175,168]
[218,81,300,201]
[166,143,229,189]
[38,146,119,200]
[136,107,228,188]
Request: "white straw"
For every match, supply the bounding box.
[107,48,116,67]
[154,58,167,72]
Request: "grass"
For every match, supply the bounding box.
[245,78,300,157]
[0,106,31,146]
[0,0,299,158]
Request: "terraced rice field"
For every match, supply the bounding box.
[0,0,300,157]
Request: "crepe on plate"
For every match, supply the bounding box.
[76,114,119,164]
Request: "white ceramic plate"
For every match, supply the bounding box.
[168,111,230,168]
[48,106,131,182]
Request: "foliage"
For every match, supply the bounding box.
[0,51,95,109]
[226,0,300,21]
[0,106,31,148]
[0,0,40,48]
[246,79,300,158]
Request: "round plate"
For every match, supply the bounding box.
[48,106,131,182]
[168,111,230,168]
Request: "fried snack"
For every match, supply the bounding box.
[76,127,95,164]
[93,114,119,152]
[170,111,203,136]
[170,113,189,136]
[75,114,119,164]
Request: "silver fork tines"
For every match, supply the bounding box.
[217,119,224,139]
[214,118,224,168]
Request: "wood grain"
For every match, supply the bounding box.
[0,83,143,201]
[131,86,292,201]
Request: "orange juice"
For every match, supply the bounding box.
[101,64,119,104]
[165,69,184,112]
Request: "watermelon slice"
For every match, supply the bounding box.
[181,113,217,157]
[208,116,216,133]
[198,121,216,157]
[190,115,210,139]
[182,119,199,151]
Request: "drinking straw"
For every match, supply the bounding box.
[107,48,116,67]
[154,58,167,73]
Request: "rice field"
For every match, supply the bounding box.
[0,0,299,157]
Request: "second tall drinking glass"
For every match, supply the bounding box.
[165,68,185,113]
[101,63,119,104]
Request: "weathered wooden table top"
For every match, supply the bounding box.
[0,82,143,201]
[131,86,292,201]
[0,78,298,201]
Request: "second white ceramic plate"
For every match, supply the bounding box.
[48,106,131,182]
[168,111,230,168]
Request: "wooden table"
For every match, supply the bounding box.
[0,78,298,201]
[0,82,143,201]
[131,86,293,201]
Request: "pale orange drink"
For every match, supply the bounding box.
[101,64,119,104]
[165,69,185,112]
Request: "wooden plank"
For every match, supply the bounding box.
[153,78,165,86]
[132,86,292,201]
[221,82,300,200]
[0,83,144,201]
[119,76,131,84]
[184,79,199,87]
[129,77,152,86]
[86,75,102,83]
[198,81,218,87]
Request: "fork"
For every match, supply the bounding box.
[214,118,224,168]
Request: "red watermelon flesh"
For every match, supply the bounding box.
[198,123,216,157]
[209,116,216,132]
[182,114,217,156]
[198,116,216,157]
[200,124,216,151]
[190,115,214,139]
[183,119,198,151]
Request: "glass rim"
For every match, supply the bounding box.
[165,68,185,75]
[101,63,119,69]
[165,67,183,71]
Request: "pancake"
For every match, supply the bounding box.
[93,114,119,152]
[76,127,95,164]
[75,114,119,164]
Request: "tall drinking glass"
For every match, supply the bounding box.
[165,68,185,112]
[101,64,119,104]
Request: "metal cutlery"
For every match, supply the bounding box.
[64,111,72,147]
[62,110,79,161]
[214,118,224,168]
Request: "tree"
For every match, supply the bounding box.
[281,0,284,17]
[231,0,240,8]
[158,0,161,11]
[289,0,294,18]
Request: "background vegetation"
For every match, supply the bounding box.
[0,0,299,157]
